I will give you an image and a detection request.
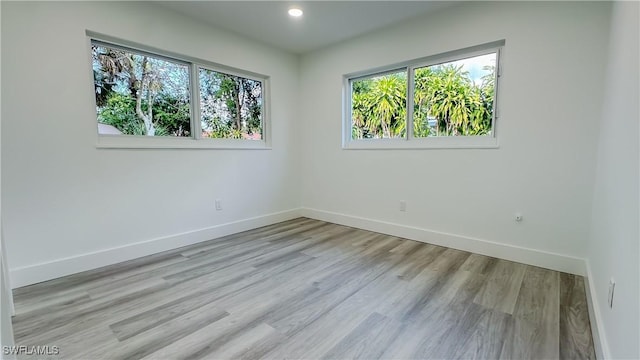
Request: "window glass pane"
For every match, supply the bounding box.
[199,68,263,140]
[351,70,407,139]
[413,52,496,137]
[92,44,191,137]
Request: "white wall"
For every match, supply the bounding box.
[0,1,635,355]
[299,1,611,273]
[1,1,301,286]
[1,0,17,353]
[587,2,640,359]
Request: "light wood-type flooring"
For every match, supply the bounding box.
[11,218,595,359]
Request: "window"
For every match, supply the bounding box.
[351,69,407,140]
[89,33,268,149]
[199,68,263,140]
[92,43,191,138]
[345,41,503,149]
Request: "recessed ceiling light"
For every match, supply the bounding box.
[288,8,303,17]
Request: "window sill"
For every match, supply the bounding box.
[96,136,271,150]
[343,136,498,150]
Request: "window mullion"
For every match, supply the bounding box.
[406,66,415,141]
[495,48,502,117]
[191,64,201,140]
[344,77,353,146]
[492,48,502,136]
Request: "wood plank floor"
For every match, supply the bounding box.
[11,218,596,359]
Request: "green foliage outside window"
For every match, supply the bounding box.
[199,69,262,140]
[93,45,191,137]
[351,53,496,139]
[92,43,263,140]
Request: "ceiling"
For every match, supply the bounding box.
[156,1,456,54]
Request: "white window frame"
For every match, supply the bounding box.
[87,31,271,150]
[343,40,504,150]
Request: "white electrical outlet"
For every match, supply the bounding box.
[399,201,407,212]
[608,278,615,308]
[215,199,222,211]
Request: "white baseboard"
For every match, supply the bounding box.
[11,206,588,283]
[584,260,611,360]
[10,208,303,289]
[301,208,587,276]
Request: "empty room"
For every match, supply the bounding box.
[0,1,638,359]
